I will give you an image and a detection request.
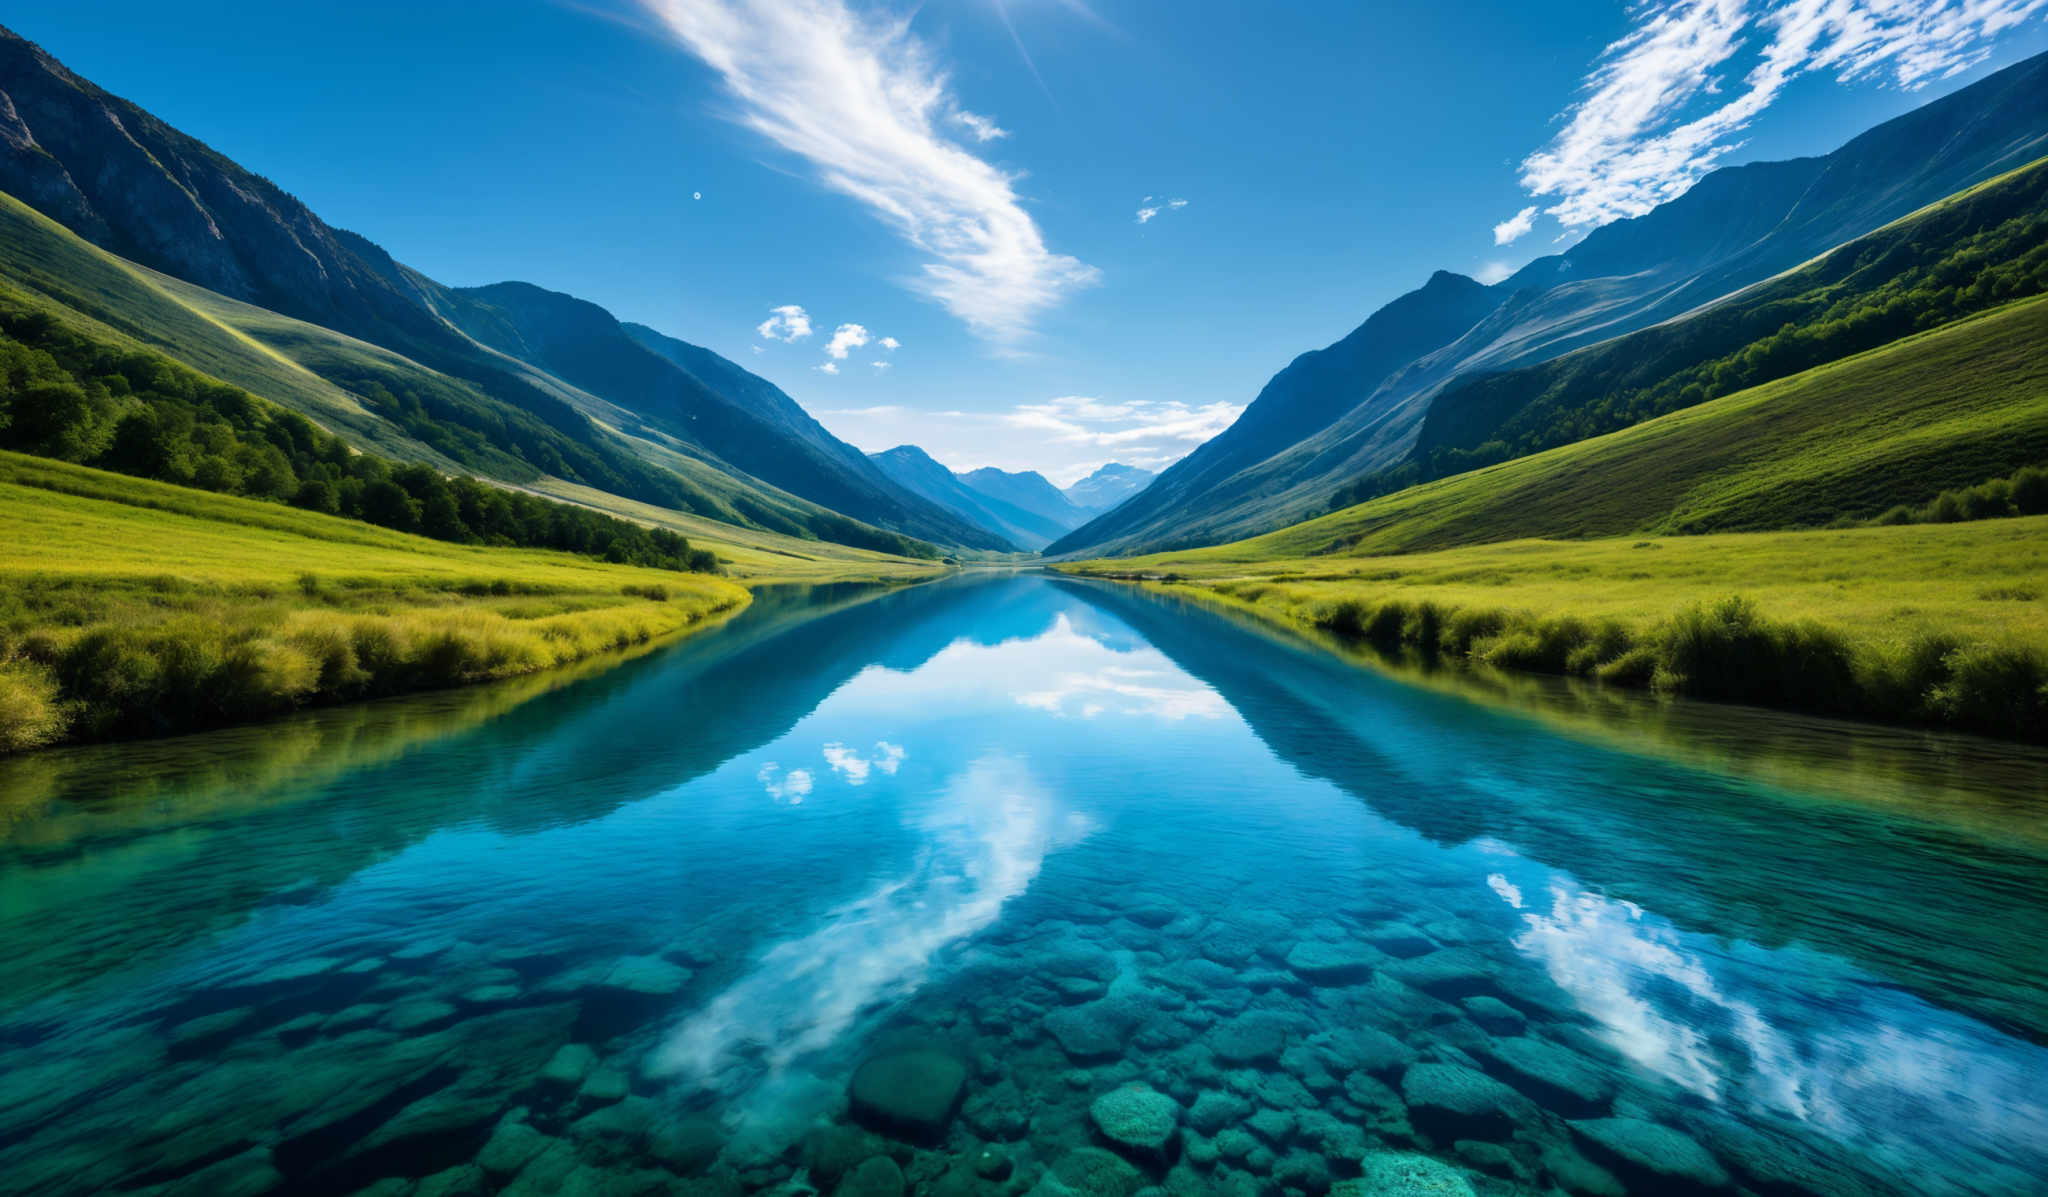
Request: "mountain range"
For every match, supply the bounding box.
[866,450,1154,550]
[1048,48,2048,558]
[0,24,1008,556]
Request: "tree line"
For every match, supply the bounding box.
[0,298,718,572]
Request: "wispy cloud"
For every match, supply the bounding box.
[816,361,840,375]
[755,303,812,342]
[950,110,1009,142]
[1475,260,1516,285]
[819,393,1239,481]
[1135,195,1189,224]
[638,0,1097,344]
[1492,205,1539,246]
[825,322,871,359]
[1518,0,2047,231]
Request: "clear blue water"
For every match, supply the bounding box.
[1,574,2045,1197]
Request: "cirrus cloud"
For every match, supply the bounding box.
[636,0,1097,345]
[1518,0,2047,232]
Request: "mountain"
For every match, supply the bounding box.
[866,446,1060,550]
[0,24,993,554]
[958,467,1088,532]
[1063,463,1156,514]
[1049,49,2048,558]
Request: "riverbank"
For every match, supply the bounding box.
[0,453,937,753]
[1058,516,2048,741]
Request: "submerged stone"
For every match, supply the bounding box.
[848,1049,967,1141]
[831,1156,905,1197]
[1049,1147,1146,1197]
[1340,1150,1476,1197]
[1568,1118,1729,1192]
[1318,1028,1416,1078]
[1210,1013,1291,1065]
[1477,1037,1614,1116]
[1284,941,1376,986]
[1400,1063,1524,1140]
[1186,1090,1252,1134]
[539,1043,598,1087]
[1090,1084,1180,1159]
[1364,925,1437,959]
[599,955,693,996]
[1047,998,1143,1061]
[1460,996,1523,1034]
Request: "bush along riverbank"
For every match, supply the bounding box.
[0,454,752,755]
[1195,585,2048,742]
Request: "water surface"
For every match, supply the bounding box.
[1,574,2044,1197]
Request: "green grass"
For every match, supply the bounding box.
[0,452,757,752]
[1064,516,2048,739]
[1202,294,2048,560]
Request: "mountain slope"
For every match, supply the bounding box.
[0,23,988,553]
[959,467,1088,531]
[867,445,1051,550]
[1050,48,2048,558]
[1126,293,2048,562]
[1064,463,1156,514]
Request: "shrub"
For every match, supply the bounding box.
[0,661,65,752]
[1441,608,1507,655]
[1928,643,2048,740]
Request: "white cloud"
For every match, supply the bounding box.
[1518,0,2047,231]
[638,0,1097,344]
[756,304,812,342]
[950,109,1009,142]
[879,336,901,351]
[816,361,840,375]
[871,360,891,371]
[1135,196,1188,224]
[1475,260,1515,284]
[1017,662,1228,721]
[822,740,906,785]
[825,322,871,359]
[1492,205,1539,245]
[756,763,813,803]
[750,344,764,354]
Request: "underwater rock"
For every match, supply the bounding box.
[1186,1090,1252,1134]
[1339,1150,1476,1197]
[1214,1128,1259,1163]
[1245,1106,1295,1144]
[1362,925,1437,960]
[848,1049,967,1141]
[599,955,693,996]
[1400,1063,1524,1141]
[1453,1139,1520,1178]
[166,1007,255,1050]
[1383,951,1496,1001]
[1090,1084,1181,1160]
[837,1155,906,1197]
[962,1079,1032,1140]
[155,1146,281,1197]
[1181,1131,1221,1168]
[1538,1142,1624,1197]
[973,1145,1015,1180]
[1046,1147,1146,1197]
[1209,1014,1290,1066]
[1283,942,1376,986]
[1315,1029,1416,1079]
[1459,997,1523,1034]
[539,1043,597,1088]
[477,1121,553,1177]
[383,998,460,1033]
[1568,1118,1729,1193]
[579,1066,630,1105]
[1475,1037,1613,1117]
[570,1095,660,1160]
[1272,1149,1332,1194]
[803,1125,885,1189]
[416,1162,488,1197]
[1046,999,1145,1061]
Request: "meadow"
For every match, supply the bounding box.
[1063,517,2048,740]
[0,452,758,752]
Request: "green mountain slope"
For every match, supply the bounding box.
[0,25,980,553]
[1392,155,2048,496]
[1049,49,2048,558]
[1146,293,2048,562]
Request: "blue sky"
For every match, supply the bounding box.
[10,1,2047,482]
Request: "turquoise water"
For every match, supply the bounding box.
[1,574,2045,1197]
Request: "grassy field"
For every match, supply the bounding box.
[0,452,762,752]
[1063,518,2048,739]
[1214,294,2048,560]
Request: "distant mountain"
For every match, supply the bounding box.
[959,468,1088,532]
[0,24,993,554]
[1064,463,1156,514]
[866,446,1057,550]
[1049,48,2048,558]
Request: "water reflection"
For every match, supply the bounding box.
[0,574,2043,1197]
